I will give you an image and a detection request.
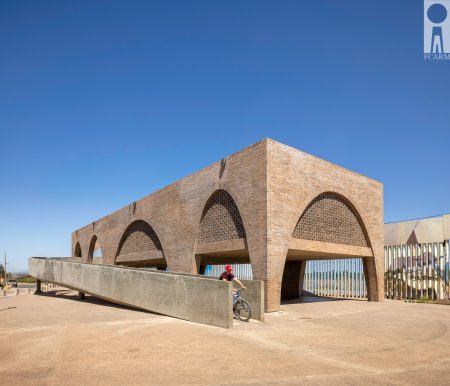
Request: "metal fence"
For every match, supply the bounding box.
[205,264,253,280]
[205,260,368,299]
[304,259,368,299]
[385,240,450,301]
[204,241,450,303]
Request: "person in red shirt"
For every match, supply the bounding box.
[219,265,246,291]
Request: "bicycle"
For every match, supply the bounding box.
[233,288,252,322]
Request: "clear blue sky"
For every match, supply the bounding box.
[1,0,449,272]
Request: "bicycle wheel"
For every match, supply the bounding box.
[235,299,251,322]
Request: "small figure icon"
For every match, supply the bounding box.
[427,3,448,53]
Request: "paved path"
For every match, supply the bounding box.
[1,291,449,385]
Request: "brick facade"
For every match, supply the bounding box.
[72,139,384,312]
[118,220,163,255]
[293,192,368,247]
[198,190,246,243]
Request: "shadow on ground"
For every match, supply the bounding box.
[37,289,150,314]
[282,293,367,305]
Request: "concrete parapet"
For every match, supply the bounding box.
[29,257,234,328]
[233,279,264,321]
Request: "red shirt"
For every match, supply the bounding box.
[219,272,235,281]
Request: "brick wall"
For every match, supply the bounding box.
[72,139,384,312]
[265,139,384,311]
[293,192,368,247]
[72,139,267,274]
[198,190,246,243]
[118,220,163,257]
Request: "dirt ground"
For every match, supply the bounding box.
[1,290,450,385]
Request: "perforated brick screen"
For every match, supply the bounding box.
[198,190,246,243]
[118,220,162,256]
[293,193,368,247]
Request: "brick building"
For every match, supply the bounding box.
[72,139,384,312]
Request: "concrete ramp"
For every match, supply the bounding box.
[29,257,236,328]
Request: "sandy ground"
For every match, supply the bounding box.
[1,290,450,385]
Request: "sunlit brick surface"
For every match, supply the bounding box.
[72,139,384,312]
[118,220,162,256]
[293,192,368,247]
[198,190,246,243]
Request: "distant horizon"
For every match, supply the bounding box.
[5,209,450,274]
[4,209,449,276]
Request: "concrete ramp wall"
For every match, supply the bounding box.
[29,257,233,328]
[233,279,264,322]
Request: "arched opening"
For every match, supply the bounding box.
[195,189,250,278]
[282,192,373,302]
[88,235,103,264]
[292,192,370,247]
[302,258,368,300]
[74,242,82,258]
[115,220,166,269]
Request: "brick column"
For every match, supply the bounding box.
[251,253,284,312]
[280,261,307,300]
[35,280,42,294]
[298,261,307,296]
[281,261,302,300]
[261,248,287,312]
[264,279,282,312]
[363,255,383,301]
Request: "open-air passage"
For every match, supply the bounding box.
[1,291,449,385]
[206,238,450,302]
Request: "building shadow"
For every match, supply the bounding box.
[281,292,367,305]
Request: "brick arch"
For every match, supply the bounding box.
[198,189,246,243]
[115,220,164,263]
[292,192,370,247]
[74,242,82,258]
[88,235,102,263]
